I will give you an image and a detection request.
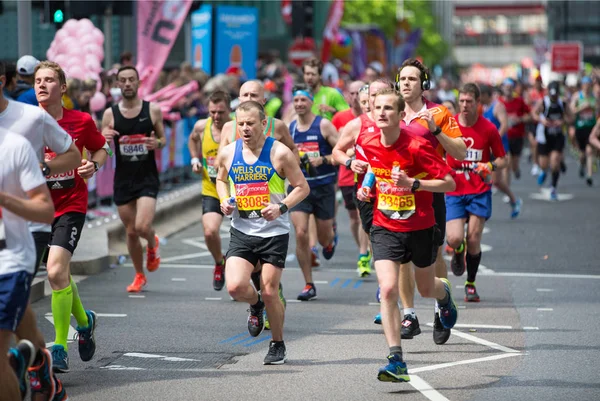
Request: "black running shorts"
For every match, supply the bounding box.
[537,134,565,156]
[508,137,524,157]
[49,212,86,255]
[226,227,289,269]
[289,183,336,220]
[370,225,440,268]
[340,186,357,211]
[432,192,446,246]
[202,195,223,216]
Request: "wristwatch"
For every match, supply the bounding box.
[345,159,353,169]
[278,203,289,214]
[432,126,442,136]
[411,179,421,193]
[322,156,328,165]
[93,161,100,172]
[41,162,51,176]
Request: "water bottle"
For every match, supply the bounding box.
[227,197,236,206]
[359,171,375,199]
[299,151,317,177]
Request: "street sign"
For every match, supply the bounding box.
[550,41,582,73]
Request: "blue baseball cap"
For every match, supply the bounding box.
[503,78,516,87]
[582,76,593,84]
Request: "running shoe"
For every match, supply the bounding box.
[373,313,382,325]
[263,341,287,365]
[50,345,69,374]
[377,354,409,383]
[310,246,320,267]
[510,198,522,219]
[514,169,521,180]
[29,348,56,401]
[433,311,451,345]
[560,160,567,174]
[52,376,68,401]
[75,310,97,362]
[213,259,225,291]
[322,225,338,260]
[579,164,585,178]
[8,339,35,400]
[297,283,317,301]
[438,278,458,329]
[401,314,421,339]
[586,177,593,187]
[537,170,547,186]
[465,282,480,302]
[451,240,466,276]
[146,235,161,272]
[247,296,265,337]
[531,164,541,176]
[357,255,371,278]
[550,187,558,201]
[126,273,147,293]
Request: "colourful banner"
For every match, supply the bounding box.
[190,5,213,74]
[214,6,258,79]
[320,0,345,62]
[137,0,193,97]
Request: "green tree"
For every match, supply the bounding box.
[341,0,448,68]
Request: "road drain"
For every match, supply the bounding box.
[101,351,242,370]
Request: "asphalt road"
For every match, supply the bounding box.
[31,153,600,401]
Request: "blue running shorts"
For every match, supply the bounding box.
[446,190,493,221]
[0,270,32,331]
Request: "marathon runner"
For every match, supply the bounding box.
[526,76,545,176]
[1,60,79,400]
[500,78,531,181]
[35,61,108,373]
[396,58,466,344]
[446,83,508,302]
[332,80,371,277]
[188,91,232,291]
[532,81,572,200]
[0,128,55,401]
[356,88,458,382]
[359,84,370,114]
[216,101,309,365]
[570,76,596,186]
[288,85,339,301]
[480,84,522,218]
[101,66,166,293]
[302,57,349,121]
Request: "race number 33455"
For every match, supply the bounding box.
[120,134,148,161]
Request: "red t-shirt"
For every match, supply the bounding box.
[45,108,106,217]
[447,115,506,196]
[354,113,379,188]
[357,130,451,233]
[332,109,358,187]
[501,96,530,139]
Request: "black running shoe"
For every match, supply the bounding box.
[465,283,480,302]
[587,177,593,187]
[451,241,466,276]
[297,283,317,301]
[213,259,225,291]
[400,314,421,339]
[247,296,265,337]
[433,312,451,345]
[514,169,521,179]
[263,341,287,365]
[580,164,585,178]
[76,310,97,362]
[560,161,567,174]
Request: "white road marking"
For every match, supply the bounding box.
[457,305,467,309]
[450,329,520,353]
[537,308,553,311]
[478,264,495,274]
[100,365,146,371]
[314,280,329,284]
[480,244,493,253]
[480,271,600,280]
[410,353,522,374]
[45,313,127,318]
[159,251,211,263]
[123,352,201,362]
[368,302,380,306]
[529,190,574,202]
[287,299,301,303]
[128,295,145,298]
[44,316,76,347]
[409,375,450,401]
[205,297,222,301]
[523,327,540,330]
[536,288,554,292]
[171,278,187,282]
[482,227,490,234]
[452,323,512,330]
[181,239,208,250]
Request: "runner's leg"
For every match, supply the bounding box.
[118,201,143,275]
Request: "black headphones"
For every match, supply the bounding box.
[395,64,431,92]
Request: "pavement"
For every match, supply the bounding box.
[30,154,600,401]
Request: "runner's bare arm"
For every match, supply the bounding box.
[218,120,234,158]
[101,107,119,144]
[421,110,466,160]
[531,99,544,123]
[189,119,207,173]
[150,102,166,147]
[0,184,54,224]
[494,101,509,137]
[320,118,340,165]
[215,144,233,200]
[589,119,600,151]
[332,117,363,169]
[274,119,300,162]
[394,170,455,193]
[276,143,309,210]
[44,141,81,176]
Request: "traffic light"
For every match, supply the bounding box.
[53,8,63,24]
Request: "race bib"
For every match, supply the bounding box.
[580,110,595,121]
[119,134,149,162]
[0,209,5,251]
[45,152,75,190]
[235,182,271,219]
[206,156,217,180]
[465,148,483,162]
[376,181,416,220]
[547,124,562,135]
[297,142,320,158]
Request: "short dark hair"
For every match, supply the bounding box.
[398,58,430,86]
[292,82,312,94]
[236,100,266,121]
[302,57,323,75]
[0,61,5,77]
[208,90,231,108]
[117,65,139,79]
[459,83,481,100]
[479,84,493,97]
[120,51,133,63]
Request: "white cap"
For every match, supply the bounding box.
[16,55,40,76]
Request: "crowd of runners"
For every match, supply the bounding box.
[1,51,598,399]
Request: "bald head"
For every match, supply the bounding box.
[239,80,265,105]
[349,80,365,93]
[347,80,366,111]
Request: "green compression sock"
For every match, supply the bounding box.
[52,285,73,350]
[70,277,89,328]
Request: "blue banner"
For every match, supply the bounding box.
[190,5,213,74]
[214,6,258,80]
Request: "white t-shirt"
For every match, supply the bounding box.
[0,128,47,275]
[0,100,72,232]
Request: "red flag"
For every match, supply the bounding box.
[320,0,344,62]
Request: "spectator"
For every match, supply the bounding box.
[436,77,456,104]
[120,51,134,67]
[363,62,383,83]
[62,78,82,110]
[13,55,40,105]
[1,61,17,99]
